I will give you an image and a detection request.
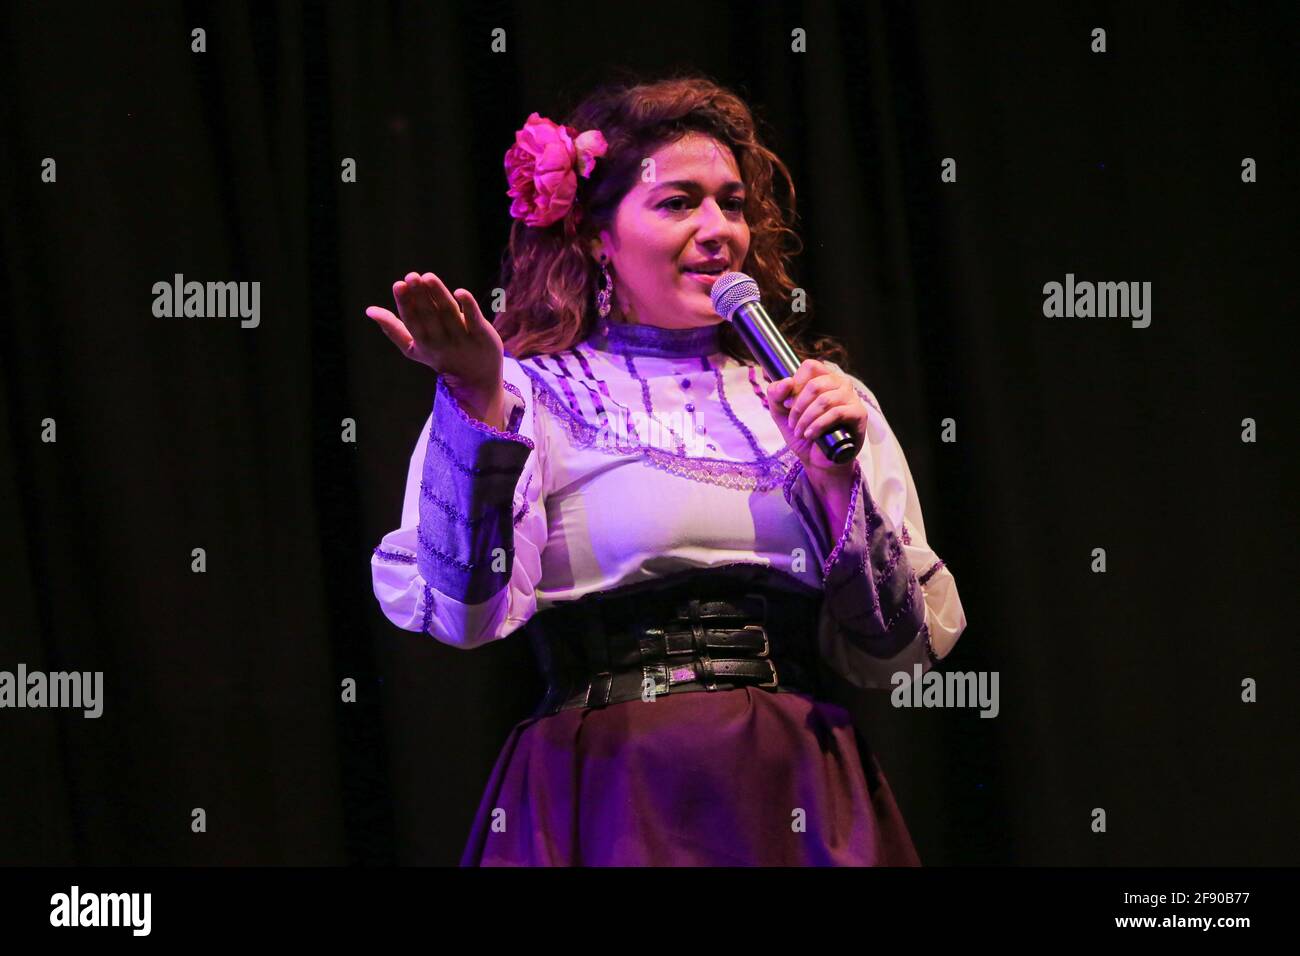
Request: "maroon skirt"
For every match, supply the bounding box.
[459,684,922,866]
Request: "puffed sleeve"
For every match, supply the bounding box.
[782,365,967,689]
[370,356,548,650]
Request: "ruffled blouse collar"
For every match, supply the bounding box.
[584,318,724,358]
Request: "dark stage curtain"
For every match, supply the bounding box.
[1,0,1293,865]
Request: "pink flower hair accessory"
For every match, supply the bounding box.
[504,112,608,228]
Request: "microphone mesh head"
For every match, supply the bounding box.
[710,271,760,321]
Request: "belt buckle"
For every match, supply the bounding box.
[642,664,670,699]
[695,658,719,692]
[701,664,719,692]
[741,624,770,658]
[758,659,779,689]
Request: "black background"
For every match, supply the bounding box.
[1,0,1295,866]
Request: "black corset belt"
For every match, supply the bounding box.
[522,569,826,718]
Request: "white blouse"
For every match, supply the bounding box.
[371,319,966,689]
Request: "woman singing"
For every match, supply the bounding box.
[367,75,966,866]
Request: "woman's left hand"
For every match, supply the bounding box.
[766,359,868,480]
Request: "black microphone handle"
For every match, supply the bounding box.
[729,301,858,465]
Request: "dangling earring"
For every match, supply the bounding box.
[596,254,613,322]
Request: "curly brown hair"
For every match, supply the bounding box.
[494,72,849,370]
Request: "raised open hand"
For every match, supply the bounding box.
[365,271,506,421]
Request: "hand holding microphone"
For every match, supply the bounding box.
[710,272,866,473]
[765,360,868,475]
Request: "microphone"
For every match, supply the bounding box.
[710,272,857,465]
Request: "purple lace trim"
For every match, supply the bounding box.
[862,502,905,590]
[373,546,416,565]
[713,361,768,460]
[520,363,795,492]
[886,574,919,633]
[885,575,919,631]
[416,525,512,574]
[795,458,907,592]
[421,583,436,635]
[420,480,510,528]
[417,526,474,572]
[428,429,528,478]
[825,497,910,594]
[922,624,941,666]
[832,568,918,634]
[919,559,946,585]
[503,380,526,432]
[781,460,805,504]
[815,456,920,638]
[623,352,687,454]
[566,349,622,430]
[821,460,864,580]
[781,459,836,557]
[436,375,535,449]
[530,352,635,443]
[512,473,534,527]
[532,354,584,416]
[748,365,770,409]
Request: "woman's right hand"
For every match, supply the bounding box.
[365,272,508,424]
